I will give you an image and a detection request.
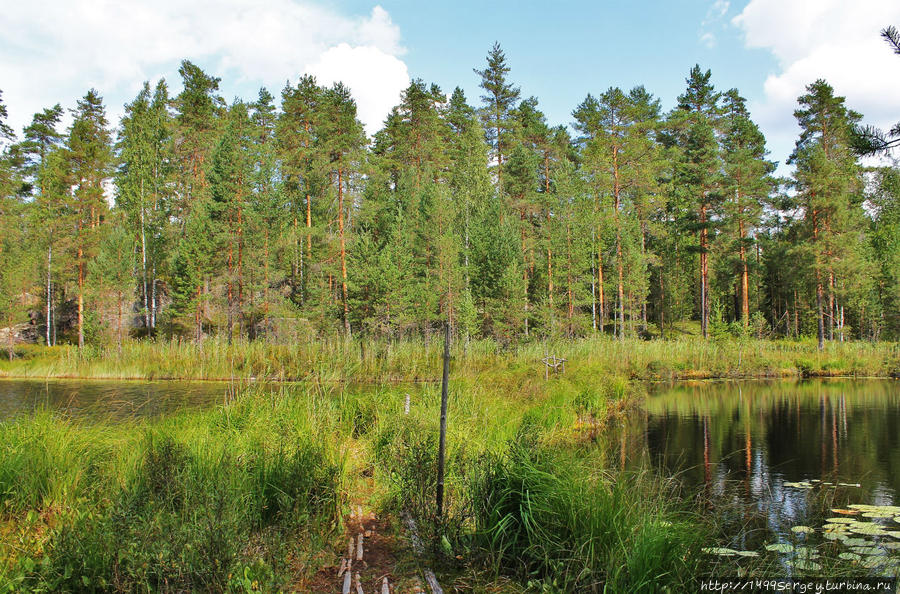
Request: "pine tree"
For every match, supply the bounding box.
[721,89,776,327]
[210,101,254,342]
[320,83,366,335]
[475,42,520,192]
[789,79,863,349]
[249,88,282,334]
[20,104,64,344]
[278,75,325,302]
[669,66,723,338]
[65,90,114,347]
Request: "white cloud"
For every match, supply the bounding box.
[0,1,409,138]
[700,0,731,48]
[733,0,900,167]
[306,44,408,136]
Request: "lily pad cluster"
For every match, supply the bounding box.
[704,492,900,577]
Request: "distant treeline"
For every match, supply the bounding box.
[0,42,898,349]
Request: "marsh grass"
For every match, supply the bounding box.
[0,392,343,592]
[2,335,897,383]
[1,335,895,591]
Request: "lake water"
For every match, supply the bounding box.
[0,378,228,420]
[612,379,900,562]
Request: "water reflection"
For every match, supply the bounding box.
[0,378,228,421]
[611,379,900,546]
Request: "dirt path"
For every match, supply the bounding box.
[301,498,436,593]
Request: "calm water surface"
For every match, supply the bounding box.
[614,379,900,550]
[0,378,228,420]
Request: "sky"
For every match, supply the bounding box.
[1,0,899,173]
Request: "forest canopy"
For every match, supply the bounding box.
[0,41,898,350]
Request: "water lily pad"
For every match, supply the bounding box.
[885,531,900,539]
[795,546,820,559]
[792,525,814,534]
[862,511,895,518]
[839,552,862,561]
[841,538,872,547]
[766,543,794,554]
[850,546,885,556]
[702,547,739,556]
[837,482,861,487]
[831,508,860,515]
[784,481,814,489]
[861,556,890,569]
[786,559,822,571]
[735,550,760,557]
[824,532,848,541]
[883,542,900,550]
[851,524,889,536]
[826,517,859,524]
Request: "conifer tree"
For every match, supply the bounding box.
[65,90,114,347]
[320,83,366,335]
[475,42,520,191]
[669,65,723,338]
[789,80,863,349]
[20,104,64,344]
[721,89,776,327]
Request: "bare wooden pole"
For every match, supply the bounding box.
[437,323,450,517]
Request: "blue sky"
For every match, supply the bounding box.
[1,0,898,172]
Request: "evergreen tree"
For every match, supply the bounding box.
[65,90,114,347]
[789,79,864,349]
[475,42,520,191]
[319,83,366,335]
[19,104,64,344]
[721,89,776,327]
[668,65,723,338]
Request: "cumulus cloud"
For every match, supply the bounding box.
[0,1,409,137]
[306,44,408,136]
[733,0,900,166]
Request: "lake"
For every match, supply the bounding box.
[611,378,900,567]
[0,378,229,420]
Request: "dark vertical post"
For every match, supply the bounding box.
[436,323,450,517]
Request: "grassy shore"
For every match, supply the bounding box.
[1,336,897,591]
[1,335,898,383]
[0,345,713,592]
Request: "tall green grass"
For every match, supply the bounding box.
[0,392,343,592]
[2,335,898,382]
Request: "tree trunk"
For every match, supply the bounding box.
[140,178,150,330]
[812,209,824,350]
[77,249,85,348]
[739,220,750,327]
[338,167,350,336]
[827,271,835,341]
[597,229,605,333]
[46,240,52,346]
[264,228,270,331]
[237,195,244,338]
[117,290,123,353]
[699,203,709,339]
[613,146,625,340]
